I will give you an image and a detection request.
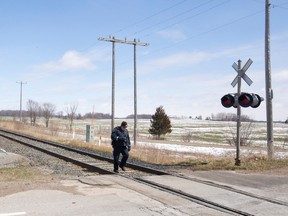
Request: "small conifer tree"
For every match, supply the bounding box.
[149,106,172,139]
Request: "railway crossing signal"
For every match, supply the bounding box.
[221,58,264,166]
[221,93,264,108]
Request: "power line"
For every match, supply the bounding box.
[132,0,218,36]
[63,1,273,77]
[79,0,188,54]
[128,9,264,62]
[80,0,234,60]
[80,0,216,52]
[142,0,231,38]
[110,0,188,36]
[104,7,265,70]
[273,4,288,10]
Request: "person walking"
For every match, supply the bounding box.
[111,121,131,173]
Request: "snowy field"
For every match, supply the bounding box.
[2,117,288,158]
[56,118,288,158]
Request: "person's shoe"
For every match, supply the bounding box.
[119,165,126,171]
[114,169,119,173]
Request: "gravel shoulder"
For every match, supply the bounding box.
[0,139,89,197]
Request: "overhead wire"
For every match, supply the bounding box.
[79,0,190,55]
[79,0,221,64]
[273,4,288,10]
[104,0,230,52]
[271,1,288,10]
[130,9,265,62]
[142,0,231,38]
[110,0,189,36]
[131,0,216,36]
[81,1,271,68]
[102,0,232,66]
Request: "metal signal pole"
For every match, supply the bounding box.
[98,36,149,145]
[16,81,27,122]
[265,0,274,158]
[230,58,253,166]
[235,60,242,166]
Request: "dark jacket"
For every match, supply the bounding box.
[111,126,131,148]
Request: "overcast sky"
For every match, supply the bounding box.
[0,0,288,121]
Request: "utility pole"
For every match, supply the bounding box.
[265,0,274,158]
[98,36,149,145]
[133,39,138,146]
[16,81,27,122]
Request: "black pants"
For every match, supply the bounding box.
[113,146,129,171]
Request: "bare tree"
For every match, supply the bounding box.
[65,103,78,131]
[42,103,56,127]
[226,122,254,146]
[26,99,41,125]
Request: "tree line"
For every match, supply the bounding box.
[0,99,153,130]
[0,100,111,129]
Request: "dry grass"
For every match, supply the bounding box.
[1,119,288,173]
[0,167,44,181]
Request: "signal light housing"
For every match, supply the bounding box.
[238,93,263,108]
[221,94,237,108]
[221,93,264,108]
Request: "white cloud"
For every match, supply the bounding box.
[271,31,288,41]
[36,50,96,72]
[156,29,187,41]
[142,51,209,73]
[273,69,288,82]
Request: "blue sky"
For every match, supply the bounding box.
[0,0,288,121]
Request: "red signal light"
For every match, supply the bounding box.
[238,93,253,107]
[221,94,236,108]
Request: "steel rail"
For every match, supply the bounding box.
[175,174,288,207]
[133,177,253,216]
[0,130,113,174]
[0,128,166,175]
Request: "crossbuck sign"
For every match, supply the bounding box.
[231,58,253,87]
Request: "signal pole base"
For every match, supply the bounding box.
[235,158,241,166]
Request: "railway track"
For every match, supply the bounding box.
[0,128,165,176]
[1,128,288,215]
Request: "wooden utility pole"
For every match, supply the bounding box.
[133,39,138,146]
[16,81,27,122]
[265,0,274,158]
[98,36,149,145]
